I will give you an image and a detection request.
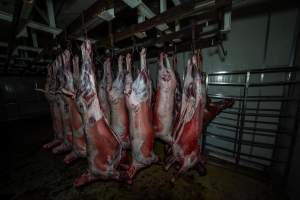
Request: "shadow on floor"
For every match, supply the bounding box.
[0,116,288,200]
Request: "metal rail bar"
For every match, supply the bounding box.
[210,121,291,135]
[217,116,280,125]
[207,66,300,76]
[207,150,269,169]
[249,81,300,87]
[209,95,299,102]
[210,125,279,138]
[206,131,287,150]
[208,82,245,86]
[235,72,250,166]
[228,107,281,112]
[208,81,300,87]
[205,143,286,163]
[207,153,269,171]
[220,110,294,118]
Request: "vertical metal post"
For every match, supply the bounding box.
[31,30,38,48]
[235,71,250,166]
[283,9,300,184]
[272,71,292,168]
[283,68,299,184]
[205,73,209,91]
[202,73,209,153]
[160,0,167,13]
[289,8,300,67]
[284,99,300,185]
[262,11,271,67]
[46,0,56,28]
[233,74,244,158]
[250,73,263,156]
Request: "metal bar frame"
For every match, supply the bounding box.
[204,66,300,174]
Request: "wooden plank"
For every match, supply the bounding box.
[102,1,194,46]
[6,0,35,71]
[66,0,116,35]
[116,18,219,54]
[145,35,219,58]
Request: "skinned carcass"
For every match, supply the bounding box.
[60,52,87,164]
[37,63,64,149]
[124,53,133,119]
[124,53,133,100]
[97,58,111,124]
[108,55,130,149]
[153,53,177,145]
[173,56,182,122]
[125,48,158,183]
[51,56,73,154]
[124,53,134,164]
[166,55,206,182]
[74,40,122,187]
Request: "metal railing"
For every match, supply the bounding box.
[203,66,300,174]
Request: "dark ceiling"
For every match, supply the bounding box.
[0,0,294,76]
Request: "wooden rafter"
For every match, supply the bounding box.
[6,0,35,71]
[97,0,231,47]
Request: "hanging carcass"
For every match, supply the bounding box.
[166,54,207,182]
[173,55,183,123]
[60,51,87,164]
[107,55,130,151]
[36,63,64,149]
[51,55,73,154]
[124,48,158,183]
[97,58,111,124]
[153,53,177,145]
[74,40,122,187]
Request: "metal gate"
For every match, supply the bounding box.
[203,67,300,175]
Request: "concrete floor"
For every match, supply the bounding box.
[0,117,288,200]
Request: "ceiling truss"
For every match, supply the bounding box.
[0,0,234,76]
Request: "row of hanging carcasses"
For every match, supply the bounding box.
[38,40,234,187]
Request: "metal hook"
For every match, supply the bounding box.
[219,42,227,57]
[81,13,88,40]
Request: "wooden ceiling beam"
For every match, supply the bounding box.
[65,0,117,36]
[97,0,231,47]
[116,18,219,54]
[6,0,35,71]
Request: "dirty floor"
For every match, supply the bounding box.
[0,117,288,200]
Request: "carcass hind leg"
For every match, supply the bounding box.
[125,165,137,184]
[171,162,190,183]
[164,156,176,171]
[74,171,99,188]
[64,151,79,164]
[42,139,62,149]
[164,144,172,158]
[52,143,71,154]
[195,162,207,176]
[195,153,207,176]
[119,150,130,170]
[119,165,135,184]
[171,152,201,183]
